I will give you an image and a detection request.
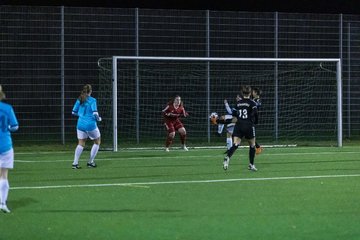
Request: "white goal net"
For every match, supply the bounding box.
[98,56,342,151]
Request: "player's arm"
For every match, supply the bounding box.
[231,106,241,118]
[252,106,259,125]
[162,105,181,118]
[254,98,262,109]
[91,99,102,122]
[164,112,181,118]
[93,112,102,122]
[8,107,19,132]
[224,99,232,114]
[182,107,189,117]
[72,100,80,116]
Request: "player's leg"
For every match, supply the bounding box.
[0,149,13,213]
[247,138,257,171]
[223,135,241,170]
[165,132,175,152]
[87,139,99,168]
[226,136,241,158]
[247,126,257,171]
[164,122,175,152]
[210,114,237,125]
[72,130,87,169]
[226,124,235,150]
[0,168,10,213]
[174,119,188,151]
[87,128,101,168]
[217,123,224,135]
[178,127,188,151]
[226,132,233,150]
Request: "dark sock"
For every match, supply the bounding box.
[217,118,233,124]
[249,145,256,165]
[226,144,239,158]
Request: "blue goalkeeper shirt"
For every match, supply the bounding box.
[72,96,99,132]
[0,102,19,153]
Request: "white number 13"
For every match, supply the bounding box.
[239,109,248,119]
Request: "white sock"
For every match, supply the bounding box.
[89,144,99,163]
[226,137,233,150]
[0,179,9,204]
[217,124,224,134]
[73,145,84,165]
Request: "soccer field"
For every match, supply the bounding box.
[1,146,360,240]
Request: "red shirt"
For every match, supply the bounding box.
[162,104,187,122]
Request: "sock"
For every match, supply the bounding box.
[73,145,84,165]
[180,133,186,145]
[0,179,9,204]
[249,145,256,165]
[217,124,224,134]
[165,135,173,148]
[255,142,260,148]
[226,144,239,158]
[89,144,100,163]
[226,137,233,150]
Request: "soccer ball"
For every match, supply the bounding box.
[209,112,218,125]
[209,112,218,119]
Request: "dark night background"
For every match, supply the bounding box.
[1,0,359,14]
[1,0,359,144]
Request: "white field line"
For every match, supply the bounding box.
[14,151,360,163]
[10,174,360,190]
[14,146,358,155]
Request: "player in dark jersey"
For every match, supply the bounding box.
[223,85,258,171]
[162,95,189,152]
[210,88,263,154]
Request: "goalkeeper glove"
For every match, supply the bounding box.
[93,112,102,122]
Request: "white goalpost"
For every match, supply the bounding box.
[98,56,342,152]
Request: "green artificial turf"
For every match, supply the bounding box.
[1,146,359,240]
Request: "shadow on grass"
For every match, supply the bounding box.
[10,197,38,210]
[27,209,182,213]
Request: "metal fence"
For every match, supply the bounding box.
[0,5,359,147]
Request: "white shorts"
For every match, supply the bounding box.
[77,127,101,140]
[227,124,235,134]
[0,149,14,169]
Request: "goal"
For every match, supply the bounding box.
[98,56,342,152]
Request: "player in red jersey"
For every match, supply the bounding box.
[162,95,189,152]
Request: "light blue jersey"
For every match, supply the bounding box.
[72,96,98,132]
[0,102,19,153]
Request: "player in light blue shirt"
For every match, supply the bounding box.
[0,85,19,213]
[72,94,99,132]
[71,84,102,169]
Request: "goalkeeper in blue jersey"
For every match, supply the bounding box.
[0,85,19,213]
[71,84,102,169]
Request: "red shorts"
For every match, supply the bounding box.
[164,119,184,133]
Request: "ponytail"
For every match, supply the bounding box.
[0,85,6,100]
[78,84,92,104]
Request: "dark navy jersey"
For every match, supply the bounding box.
[253,97,262,110]
[232,97,258,125]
